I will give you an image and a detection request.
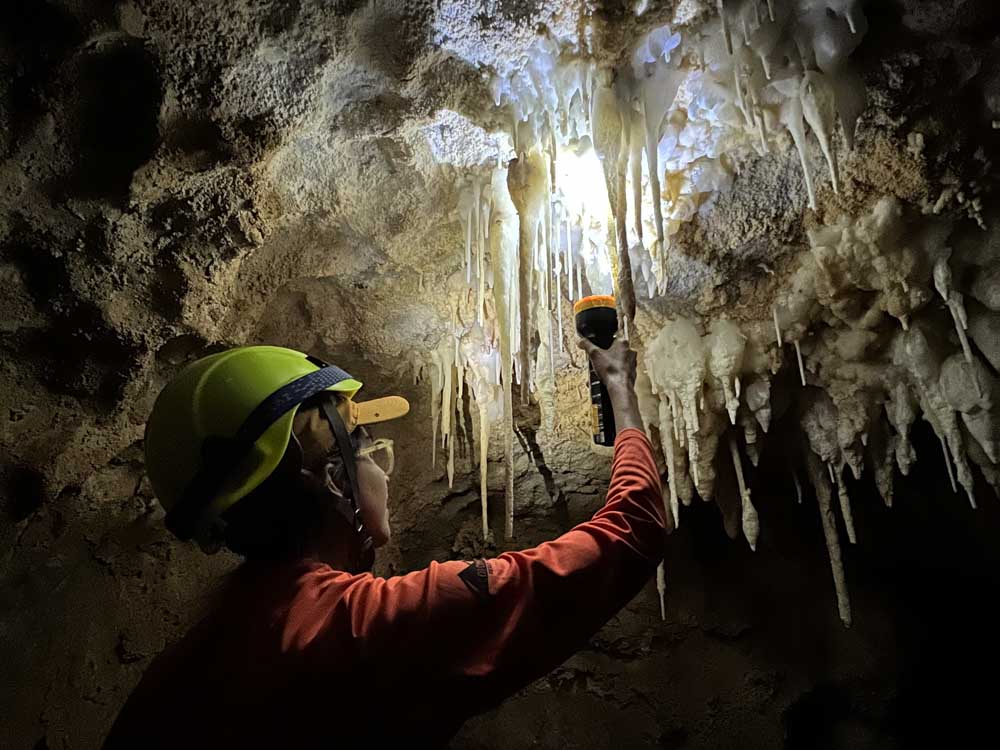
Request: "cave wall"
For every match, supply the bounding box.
[3,0,1000,748]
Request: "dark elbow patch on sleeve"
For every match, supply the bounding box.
[458,559,492,599]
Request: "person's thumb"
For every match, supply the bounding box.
[577,337,598,354]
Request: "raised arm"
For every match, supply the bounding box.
[281,339,665,731]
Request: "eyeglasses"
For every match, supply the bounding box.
[356,438,394,477]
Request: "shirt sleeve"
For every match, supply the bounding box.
[284,427,666,719]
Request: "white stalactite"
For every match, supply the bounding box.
[794,339,807,385]
[833,467,857,544]
[656,562,667,621]
[658,397,680,528]
[807,453,852,628]
[801,72,841,195]
[730,436,759,551]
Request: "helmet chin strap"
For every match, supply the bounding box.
[320,399,375,573]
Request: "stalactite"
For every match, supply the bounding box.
[940,433,957,493]
[454,5,984,631]
[656,562,667,621]
[658,397,680,528]
[833,467,857,544]
[718,0,734,55]
[565,215,575,301]
[731,435,759,550]
[591,69,636,324]
[794,339,807,385]
[801,72,841,195]
[489,165,521,541]
[707,320,746,425]
[430,352,442,467]
[508,149,548,405]
[479,403,489,539]
[777,78,817,210]
[934,257,977,373]
[807,452,852,627]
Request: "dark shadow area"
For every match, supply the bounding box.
[60,38,163,200]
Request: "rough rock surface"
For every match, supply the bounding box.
[3,0,1000,748]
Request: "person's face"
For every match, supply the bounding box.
[353,428,391,547]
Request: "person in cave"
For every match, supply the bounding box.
[103,339,667,747]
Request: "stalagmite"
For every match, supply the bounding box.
[833,468,857,544]
[730,436,759,551]
[807,452,852,627]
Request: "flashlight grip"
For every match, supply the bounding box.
[586,360,617,447]
[575,300,619,447]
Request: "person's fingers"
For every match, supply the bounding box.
[578,337,598,354]
[609,339,630,357]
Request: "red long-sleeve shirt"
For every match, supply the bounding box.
[104,428,665,747]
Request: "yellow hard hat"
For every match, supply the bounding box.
[144,345,409,544]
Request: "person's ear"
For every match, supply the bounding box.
[292,437,347,500]
[319,465,346,498]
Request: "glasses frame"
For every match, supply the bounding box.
[355,437,394,476]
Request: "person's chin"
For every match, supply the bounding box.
[372,525,391,548]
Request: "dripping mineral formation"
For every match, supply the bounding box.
[411,0,1000,627]
[5,2,1000,746]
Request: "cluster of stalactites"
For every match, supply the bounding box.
[412,296,504,541]
[710,0,867,210]
[419,152,589,541]
[637,197,1000,627]
[485,1,874,332]
[422,3,898,611]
